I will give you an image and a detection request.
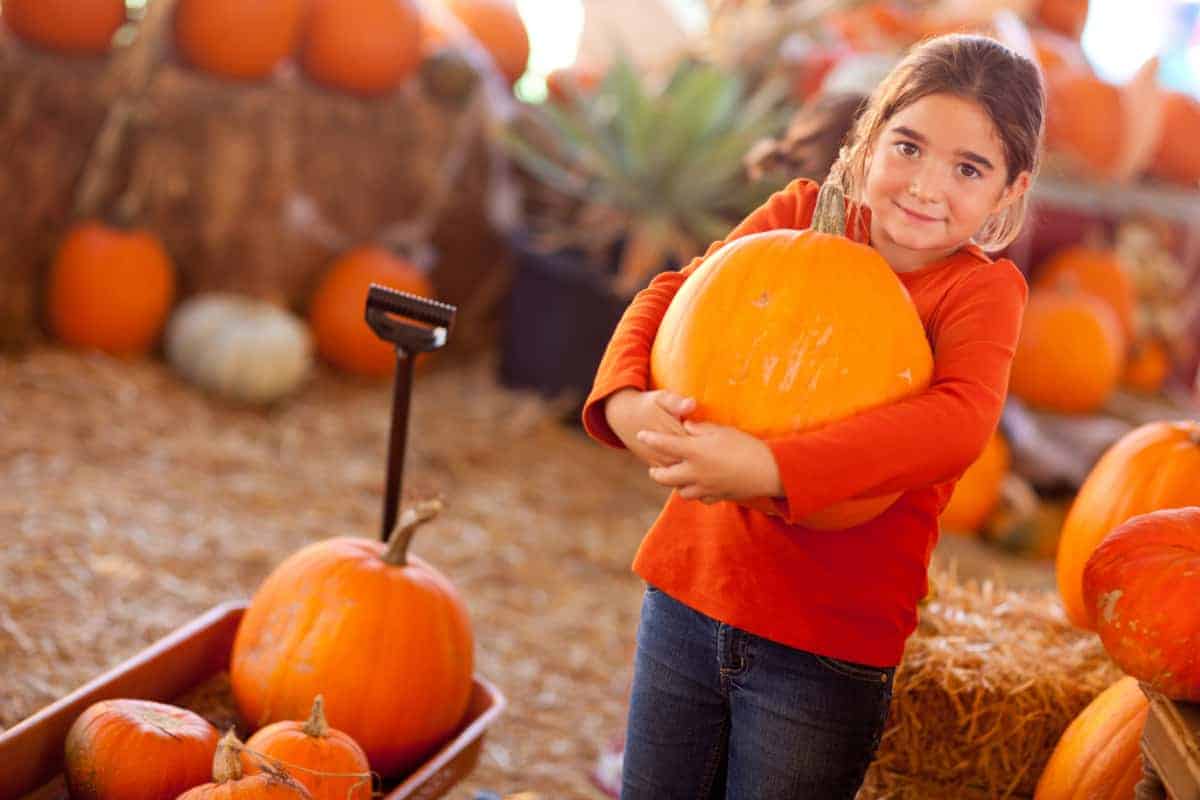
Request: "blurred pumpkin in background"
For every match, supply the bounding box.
[940,431,1010,534]
[442,0,530,85]
[1044,73,1123,176]
[308,246,435,378]
[1121,336,1171,394]
[1033,244,1136,344]
[1148,91,1200,188]
[175,0,305,81]
[1008,289,1123,414]
[47,221,176,357]
[1034,0,1090,39]
[2,0,124,56]
[300,0,423,95]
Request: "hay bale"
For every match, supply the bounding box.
[0,32,117,349]
[860,565,1124,799]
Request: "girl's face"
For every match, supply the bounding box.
[862,92,1031,272]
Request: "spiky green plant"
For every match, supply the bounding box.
[503,54,791,297]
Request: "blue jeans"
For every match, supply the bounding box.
[621,585,895,800]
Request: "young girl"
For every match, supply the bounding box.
[581,34,1044,799]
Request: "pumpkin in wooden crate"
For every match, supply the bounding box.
[165,293,313,404]
[1083,507,1200,701]
[1008,289,1123,414]
[46,221,176,357]
[230,501,474,778]
[1033,675,1147,800]
[179,731,313,800]
[2,0,125,56]
[1045,72,1123,176]
[443,0,530,86]
[175,0,305,81]
[1121,336,1171,394]
[650,181,933,530]
[300,0,423,95]
[1056,420,1200,629]
[309,246,436,378]
[64,699,219,800]
[1033,245,1136,345]
[1148,91,1200,187]
[939,430,1010,534]
[243,696,372,800]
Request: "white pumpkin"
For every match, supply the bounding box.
[166,293,313,404]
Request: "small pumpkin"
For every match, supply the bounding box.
[1034,0,1090,39]
[230,501,474,778]
[1121,336,1171,395]
[1148,91,1200,187]
[47,221,176,357]
[940,431,1010,534]
[1033,245,1136,344]
[179,731,313,800]
[165,293,314,405]
[175,0,304,81]
[1045,72,1123,176]
[1056,420,1200,629]
[2,0,124,55]
[64,699,219,800]
[243,696,372,800]
[443,0,530,86]
[1033,676,1147,800]
[308,246,436,378]
[300,0,423,96]
[650,181,933,530]
[1082,507,1200,701]
[1008,289,1123,414]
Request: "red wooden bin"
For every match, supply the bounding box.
[0,602,505,800]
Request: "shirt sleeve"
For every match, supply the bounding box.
[764,259,1029,524]
[581,178,821,448]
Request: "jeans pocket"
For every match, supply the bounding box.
[813,653,892,685]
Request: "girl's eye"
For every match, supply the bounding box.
[958,163,981,179]
[895,141,919,158]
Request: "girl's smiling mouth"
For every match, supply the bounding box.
[894,201,941,223]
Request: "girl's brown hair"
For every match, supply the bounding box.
[832,34,1045,251]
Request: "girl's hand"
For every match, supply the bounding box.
[604,388,697,467]
[638,421,784,503]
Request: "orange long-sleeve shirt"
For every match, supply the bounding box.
[582,178,1028,667]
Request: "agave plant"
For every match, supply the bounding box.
[503,53,791,297]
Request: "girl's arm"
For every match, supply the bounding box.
[764,261,1028,524]
[581,178,821,449]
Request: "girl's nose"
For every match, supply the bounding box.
[906,166,943,205]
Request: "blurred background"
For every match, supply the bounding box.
[1,1,1198,798]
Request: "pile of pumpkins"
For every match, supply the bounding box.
[61,501,475,800]
[1,0,531,95]
[1032,419,1200,799]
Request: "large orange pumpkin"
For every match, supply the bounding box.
[1148,91,1200,187]
[308,246,435,378]
[1033,245,1136,344]
[1045,72,1123,175]
[300,0,423,95]
[1083,507,1200,701]
[175,0,304,81]
[1056,420,1200,628]
[244,696,372,800]
[230,502,474,778]
[443,0,530,86]
[1121,336,1171,394]
[179,731,313,800]
[940,431,1010,534]
[47,221,176,357]
[3,0,124,56]
[1033,676,1146,800]
[650,181,933,530]
[64,699,219,800]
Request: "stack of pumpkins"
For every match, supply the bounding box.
[1033,420,1200,798]
[13,0,531,404]
[60,501,475,800]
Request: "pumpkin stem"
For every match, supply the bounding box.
[381,498,444,566]
[303,695,329,738]
[812,179,847,236]
[212,730,244,783]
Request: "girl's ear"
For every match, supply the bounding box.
[995,170,1033,212]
